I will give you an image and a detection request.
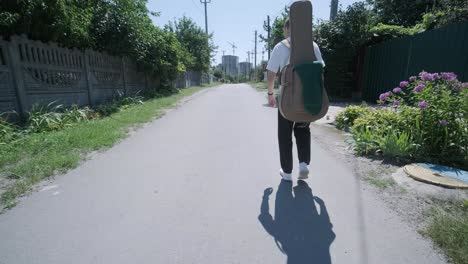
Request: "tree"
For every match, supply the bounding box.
[371,0,435,27]
[0,0,96,48]
[142,28,188,82]
[213,69,223,79]
[90,0,155,58]
[0,0,197,83]
[422,0,468,29]
[165,16,216,73]
[315,2,374,53]
[260,7,289,54]
[88,0,188,82]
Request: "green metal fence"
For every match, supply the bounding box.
[361,21,468,102]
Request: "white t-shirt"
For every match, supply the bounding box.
[266,38,325,73]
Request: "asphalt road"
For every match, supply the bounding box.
[0,84,446,264]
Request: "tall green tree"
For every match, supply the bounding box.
[422,0,468,29]
[142,28,188,82]
[371,0,435,27]
[0,0,95,48]
[315,2,374,53]
[0,0,196,83]
[90,0,155,58]
[165,16,215,73]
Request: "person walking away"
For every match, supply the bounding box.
[265,18,325,181]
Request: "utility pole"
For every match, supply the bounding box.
[267,15,271,59]
[200,0,211,34]
[222,50,225,56]
[252,50,255,80]
[254,30,257,68]
[330,0,338,21]
[247,51,250,80]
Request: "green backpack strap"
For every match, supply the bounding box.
[293,62,324,115]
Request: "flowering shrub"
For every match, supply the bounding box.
[377,71,468,166]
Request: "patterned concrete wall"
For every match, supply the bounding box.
[0,35,214,118]
[0,35,154,117]
[0,38,18,114]
[173,71,211,89]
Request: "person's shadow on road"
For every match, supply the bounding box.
[259,180,336,264]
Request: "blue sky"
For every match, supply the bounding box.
[148,0,358,65]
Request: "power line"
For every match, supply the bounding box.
[190,0,204,13]
[272,0,294,17]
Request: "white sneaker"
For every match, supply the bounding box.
[280,169,293,181]
[298,162,309,180]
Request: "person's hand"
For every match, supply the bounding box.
[268,94,276,107]
[314,196,324,204]
[264,188,273,196]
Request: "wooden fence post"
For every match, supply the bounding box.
[6,36,28,117]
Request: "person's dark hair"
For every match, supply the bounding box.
[284,18,290,29]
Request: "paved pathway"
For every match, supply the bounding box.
[0,84,446,264]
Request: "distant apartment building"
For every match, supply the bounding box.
[222,55,239,77]
[239,62,252,78]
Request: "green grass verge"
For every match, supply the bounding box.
[422,204,468,264]
[247,81,268,91]
[0,84,217,210]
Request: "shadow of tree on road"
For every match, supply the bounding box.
[259,180,336,264]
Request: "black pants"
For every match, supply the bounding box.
[278,111,311,174]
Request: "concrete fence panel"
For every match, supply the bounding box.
[0,37,19,115]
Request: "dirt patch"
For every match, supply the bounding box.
[309,122,468,230]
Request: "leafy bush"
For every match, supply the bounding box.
[348,71,468,167]
[352,128,380,156]
[352,109,402,136]
[368,23,424,44]
[378,72,468,167]
[315,2,374,53]
[0,116,21,144]
[2,93,151,139]
[95,94,145,116]
[422,0,468,30]
[213,69,223,79]
[0,89,171,148]
[142,87,179,99]
[117,96,144,109]
[370,23,420,37]
[27,103,94,133]
[336,105,370,130]
[378,131,414,158]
